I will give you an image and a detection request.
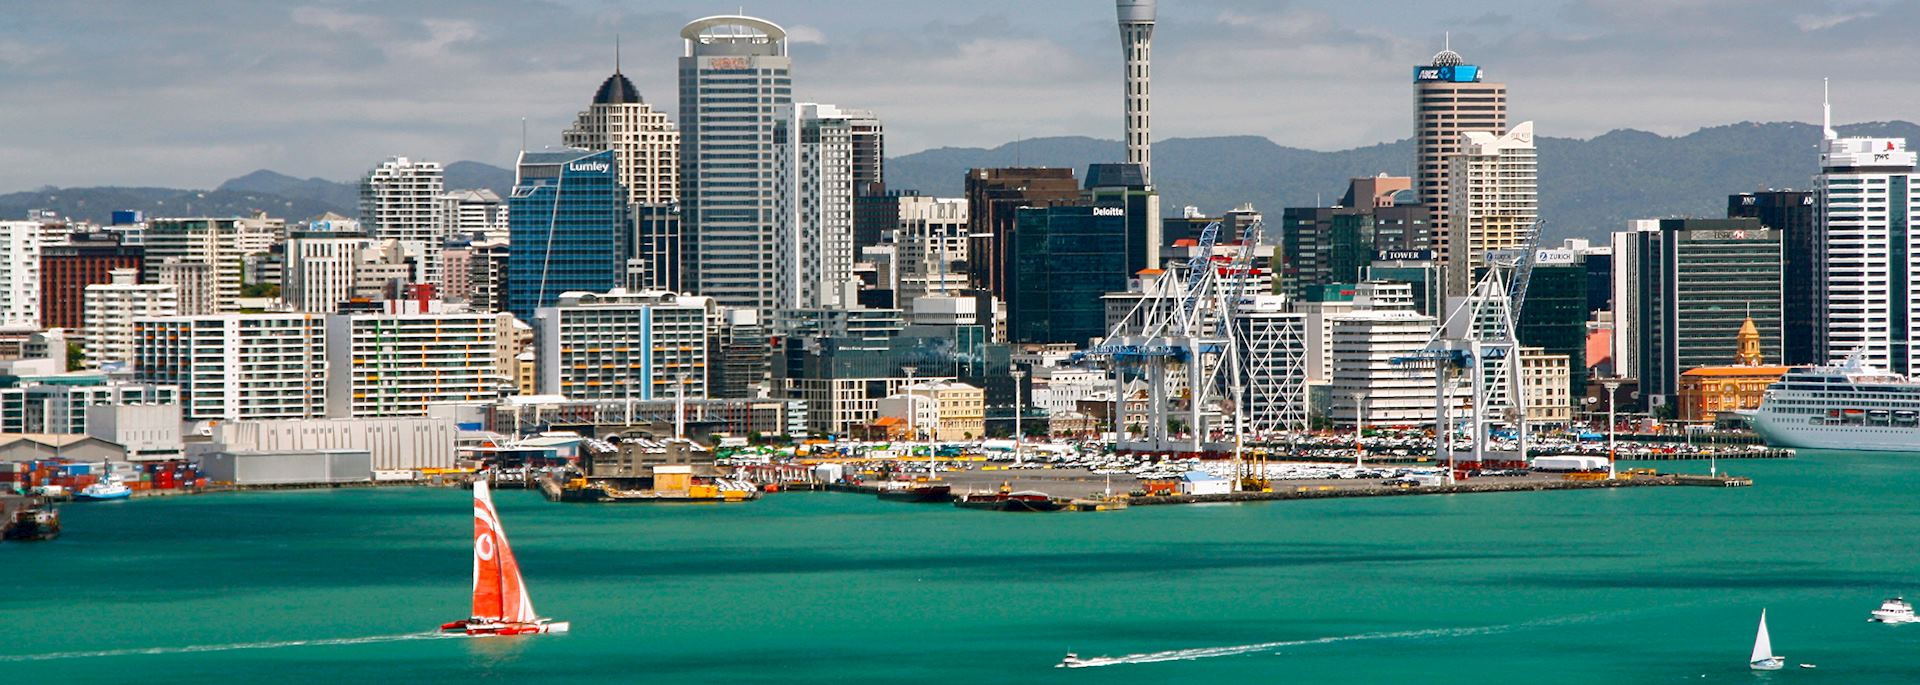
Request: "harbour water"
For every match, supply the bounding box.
[6,452,1920,683]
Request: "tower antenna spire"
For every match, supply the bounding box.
[1445,31,1450,52]
[615,34,621,73]
[1822,77,1836,140]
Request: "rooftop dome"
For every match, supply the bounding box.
[1431,49,1464,67]
[593,72,642,105]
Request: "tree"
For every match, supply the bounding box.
[65,342,85,371]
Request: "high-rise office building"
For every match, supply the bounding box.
[1115,0,1155,182]
[564,63,681,293]
[507,149,629,322]
[40,232,141,331]
[1816,98,1920,372]
[774,103,876,310]
[965,168,1082,305]
[1619,218,1783,403]
[1008,205,1130,344]
[563,66,679,207]
[467,239,510,314]
[1414,48,1507,293]
[679,15,792,312]
[1281,176,1432,299]
[1446,121,1537,296]
[1729,191,1817,365]
[1084,163,1162,273]
[0,221,43,329]
[1518,247,1589,400]
[81,268,177,369]
[359,157,445,286]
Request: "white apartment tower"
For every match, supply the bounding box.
[140,218,248,313]
[437,189,509,243]
[1446,121,1538,296]
[359,157,445,286]
[0,221,41,328]
[1816,87,1920,373]
[775,103,876,310]
[323,309,515,418]
[533,289,711,402]
[894,196,970,304]
[1116,0,1155,183]
[133,314,328,421]
[82,269,177,369]
[680,15,792,313]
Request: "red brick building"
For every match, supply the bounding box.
[41,233,142,330]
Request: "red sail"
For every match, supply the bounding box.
[471,481,537,623]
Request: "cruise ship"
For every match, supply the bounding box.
[1743,357,1920,453]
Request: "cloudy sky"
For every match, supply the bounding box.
[2,0,1913,191]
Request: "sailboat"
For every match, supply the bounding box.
[440,481,570,636]
[1749,609,1782,671]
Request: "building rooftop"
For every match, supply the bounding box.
[1680,366,1793,377]
[593,72,642,105]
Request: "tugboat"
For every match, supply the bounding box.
[875,479,953,503]
[1870,597,1919,624]
[954,482,1063,512]
[3,497,60,541]
[439,481,570,636]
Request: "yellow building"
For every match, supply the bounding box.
[1677,317,1790,423]
[877,381,986,442]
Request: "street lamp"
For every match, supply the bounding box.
[1602,378,1623,480]
[901,365,918,462]
[1010,368,1027,467]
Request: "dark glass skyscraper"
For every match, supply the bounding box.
[1627,218,1782,403]
[1007,206,1129,344]
[1728,191,1817,365]
[507,149,628,322]
[964,168,1082,305]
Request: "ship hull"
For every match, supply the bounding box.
[1748,411,1920,453]
[876,484,953,503]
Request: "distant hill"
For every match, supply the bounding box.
[10,120,1920,238]
[0,161,517,224]
[890,121,1920,242]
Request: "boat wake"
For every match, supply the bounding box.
[0,631,460,663]
[1061,613,1604,668]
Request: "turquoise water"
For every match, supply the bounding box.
[5,453,1920,683]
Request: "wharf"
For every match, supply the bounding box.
[1125,474,1713,506]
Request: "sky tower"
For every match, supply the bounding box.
[1116,0,1154,184]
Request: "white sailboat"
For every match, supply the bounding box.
[1750,609,1782,671]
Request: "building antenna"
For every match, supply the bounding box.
[615,34,621,73]
[520,117,527,153]
[1444,31,1450,52]
[1822,77,1836,140]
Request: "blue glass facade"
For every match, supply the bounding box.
[1008,206,1130,344]
[507,149,629,322]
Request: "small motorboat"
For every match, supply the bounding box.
[1750,609,1783,671]
[1799,663,1817,669]
[440,481,570,637]
[1056,653,1091,669]
[75,477,131,501]
[1869,597,1918,624]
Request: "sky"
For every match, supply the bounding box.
[2,0,1915,191]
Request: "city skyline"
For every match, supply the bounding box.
[3,0,1916,191]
